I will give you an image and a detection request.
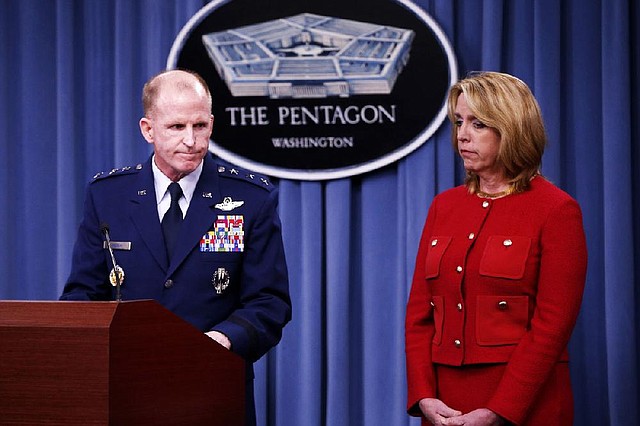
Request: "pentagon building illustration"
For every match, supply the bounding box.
[201,13,415,98]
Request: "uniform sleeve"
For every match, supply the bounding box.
[405,198,439,416]
[212,187,292,362]
[60,184,112,301]
[486,198,587,424]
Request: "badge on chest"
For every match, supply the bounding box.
[200,215,245,252]
[212,267,230,294]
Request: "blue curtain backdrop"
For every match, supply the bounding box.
[0,1,638,425]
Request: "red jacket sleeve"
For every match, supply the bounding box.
[486,198,587,424]
[405,197,439,416]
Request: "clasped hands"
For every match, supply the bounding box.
[419,398,506,426]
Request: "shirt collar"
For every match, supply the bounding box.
[151,155,204,205]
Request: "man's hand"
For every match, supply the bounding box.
[205,331,232,349]
[441,408,506,426]
[419,398,462,426]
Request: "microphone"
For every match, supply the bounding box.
[100,222,124,302]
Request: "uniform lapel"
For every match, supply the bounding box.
[168,155,222,275]
[129,158,170,270]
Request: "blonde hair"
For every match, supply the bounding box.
[447,71,546,193]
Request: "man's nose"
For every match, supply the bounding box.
[183,126,196,146]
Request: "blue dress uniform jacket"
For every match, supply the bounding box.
[61,153,292,364]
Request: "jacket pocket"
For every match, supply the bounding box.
[476,295,529,346]
[424,236,452,279]
[431,296,444,346]
[479,236,531,279]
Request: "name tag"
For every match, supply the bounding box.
[103,241,132,250]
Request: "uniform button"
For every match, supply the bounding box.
[431,239,438,246]
[498,300,508,310]
[457,303,463,311]
[430,301,435,307]
[456,266,463,273]
[164,279,174,289]
[454,339,462,348]
[503,239,513,246]
[482,201,490,208]
[468,233,475,239]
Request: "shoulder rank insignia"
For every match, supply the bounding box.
[92,163,143,181]
[217,164,273,189]
[215,196,244,211]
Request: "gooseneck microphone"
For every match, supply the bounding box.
[100,222,124,302]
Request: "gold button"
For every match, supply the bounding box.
[430,301,435,307]
[457,303,463,311]
[456,266,463,273]
[454,339,461,348]
[482,201,490,208]
[468,233,475,239]
[503,239,513,247]
[431,239,438,246]
[498,300,508,310]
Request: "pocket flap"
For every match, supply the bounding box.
[425,236,452,279]
[479,236,531,279]
[476,295,529,346]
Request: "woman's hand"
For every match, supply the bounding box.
[441,408,506,426]
[418,398,462,425]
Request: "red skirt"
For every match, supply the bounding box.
[422,363,574,426]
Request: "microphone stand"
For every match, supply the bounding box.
[101,224,123,302]
[106,246,123,302]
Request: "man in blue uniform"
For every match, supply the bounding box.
[60,69,291,425]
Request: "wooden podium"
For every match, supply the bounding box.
[0,300,245,425]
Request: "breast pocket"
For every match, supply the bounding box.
[479,236,531,280]
[197,256,242,296]
[424,236,451,279]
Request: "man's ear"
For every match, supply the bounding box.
[139,117,154,144]
[208,114,215,138]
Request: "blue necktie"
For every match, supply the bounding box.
[162,182,183,258]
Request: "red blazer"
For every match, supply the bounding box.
[405,177,587,423]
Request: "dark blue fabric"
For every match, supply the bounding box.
[0,1,637,425]
[161,182,184,258]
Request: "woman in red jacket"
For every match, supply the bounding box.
[405,71,587,426]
